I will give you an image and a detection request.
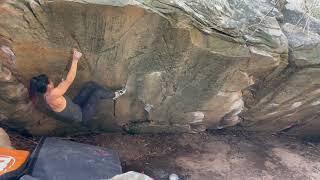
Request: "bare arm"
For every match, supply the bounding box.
[51,49,82,97]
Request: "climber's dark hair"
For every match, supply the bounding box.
[29,74,49,99]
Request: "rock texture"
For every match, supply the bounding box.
[242,0,320,136]
[0,128,12,148]
[0,0,319,136]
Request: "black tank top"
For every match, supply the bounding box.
[41,95,83,123]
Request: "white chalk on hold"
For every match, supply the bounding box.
[291,102,302,109]
[169,173,179,180]
[190,111,204,123]
[0,46,16,65]
[144,104,153,112]
[311,100,320,106]
[215,5,223,11]
[0,46,15,57]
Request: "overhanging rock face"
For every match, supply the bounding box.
[0,0,318,136]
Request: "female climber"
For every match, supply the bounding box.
[28,48,126,124]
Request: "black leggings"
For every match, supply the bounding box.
[73,81,115,123]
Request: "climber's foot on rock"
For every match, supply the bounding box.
[113,88,127,100]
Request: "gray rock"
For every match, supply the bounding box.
[282,23,320,67]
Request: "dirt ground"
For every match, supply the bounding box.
[7,129,320,180]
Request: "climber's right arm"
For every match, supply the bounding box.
[51,49,82,97]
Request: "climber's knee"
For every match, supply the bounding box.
[94,88,114,99]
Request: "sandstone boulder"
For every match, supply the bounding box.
[242,0,320,136]
[0,0,318,136]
